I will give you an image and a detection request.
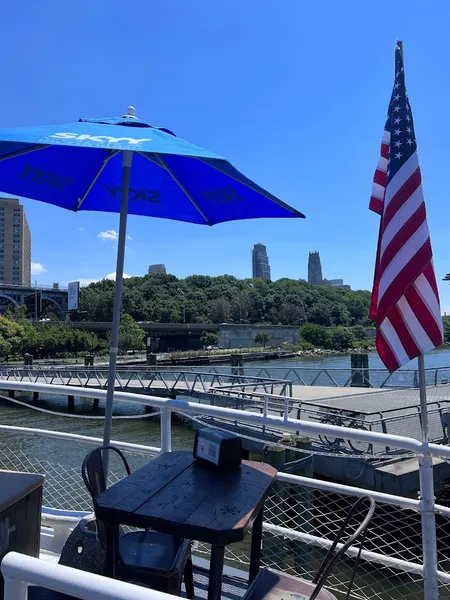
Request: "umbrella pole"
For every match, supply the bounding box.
[102,150,133,474]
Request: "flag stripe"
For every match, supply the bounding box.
[380,203,426,269]
[405,285,443,346]
[377,240,432,323]
[378,223,430,299]
[376,330,401,372]
[385,304,420,359]
[379,318,409,368]
[384,153,420,208]
[383,166,422,227]
[380,184,424,254]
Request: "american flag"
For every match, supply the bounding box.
[369,43,443,372]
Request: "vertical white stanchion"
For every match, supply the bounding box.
[160,407,172,454]
[418,353,439,600]
[3,576,27,600]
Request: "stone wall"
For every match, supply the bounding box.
[218,324,300,349]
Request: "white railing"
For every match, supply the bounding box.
[1,552,179,600]
[1,379,450,599]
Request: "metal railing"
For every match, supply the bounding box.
[0,367,292,398]
[1,553,176,600]
[82,364,450,390]
[2,380,450,599]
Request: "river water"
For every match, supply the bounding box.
[2,345,450,455]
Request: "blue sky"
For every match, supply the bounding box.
[2,1,450,311]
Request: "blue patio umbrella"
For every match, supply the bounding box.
[0,107,305,460]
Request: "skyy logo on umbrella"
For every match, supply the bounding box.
[0,106,305,470]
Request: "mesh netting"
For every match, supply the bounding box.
[2,420,450,599]
[195,481,450,600]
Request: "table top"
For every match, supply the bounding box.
[96,450,277,545]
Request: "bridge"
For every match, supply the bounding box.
[0,283,68,319]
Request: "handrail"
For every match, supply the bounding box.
[0,424,160,454]
[1,552,179,600]
[0,379,430,454]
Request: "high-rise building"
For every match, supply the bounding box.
[148,264,167,275]
[0,198,31,286]
[252,243,271,279]
[308,251,323,285]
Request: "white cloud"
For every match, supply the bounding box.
[98,230,132,242]
[98,230,118,241]
[31,262,46,275]
[66,272,133,287]
[77,278,100,287]
[78,227,84,232]
[106,272,132,281]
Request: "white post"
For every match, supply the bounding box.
[160,407,172,453]
[418,353,439,600]
[3,575,27,600]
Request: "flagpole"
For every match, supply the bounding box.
[399,39,438,600]
[418,352,439,600]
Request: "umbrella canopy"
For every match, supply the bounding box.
[0,111,304,224]
[0,108,305,468]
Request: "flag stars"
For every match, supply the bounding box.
[393,94,400,101]
[394,82,400,90]
[406,139,414,146]
[394,128,401,136]
[393,105,401,112]
[394,140,402,148]
[394,117,402,124]
[395,152,403,159]
[406,126,412,134]
[405,114,411,122]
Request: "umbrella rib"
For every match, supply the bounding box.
[194,157,305,218]
[75,150,120,211]
[141,152,212,225]
[0,144,50,162]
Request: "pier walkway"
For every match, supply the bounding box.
[1,365,450,452]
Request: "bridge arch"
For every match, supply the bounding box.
[0,294,19,310]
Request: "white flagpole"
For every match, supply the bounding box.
[417,353,439,600]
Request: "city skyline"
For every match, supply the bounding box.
[4,3,450,314]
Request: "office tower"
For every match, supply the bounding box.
[0,197,31,286]
[252,243,271,279]
[148,264,167,275]
[308,251,323,285]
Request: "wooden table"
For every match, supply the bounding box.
[96,450,277,600]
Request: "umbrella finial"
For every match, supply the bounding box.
[126,106,136,118]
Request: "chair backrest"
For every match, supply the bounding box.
[81,446,131,548]
[310,494,375,600]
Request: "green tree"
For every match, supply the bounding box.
[200,332,219,347]
[352,325,367,341]
[330,326,354,350]
[116,314,145,353]
[301,323,329,348]
[254,331,271,349]
[443,317,450,343]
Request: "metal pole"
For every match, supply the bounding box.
[102,150,132,474]
[160,407,172,453]
[418,353,439,600]
[34,280,38,321]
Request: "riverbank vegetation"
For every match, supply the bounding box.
[78,274,372,327]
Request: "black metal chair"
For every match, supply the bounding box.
[81,446,194,598]
[244,495,376,600]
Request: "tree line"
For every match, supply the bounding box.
[78,274,373,327]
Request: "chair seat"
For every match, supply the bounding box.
[245,569,337,600]
[119,531,188,574]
